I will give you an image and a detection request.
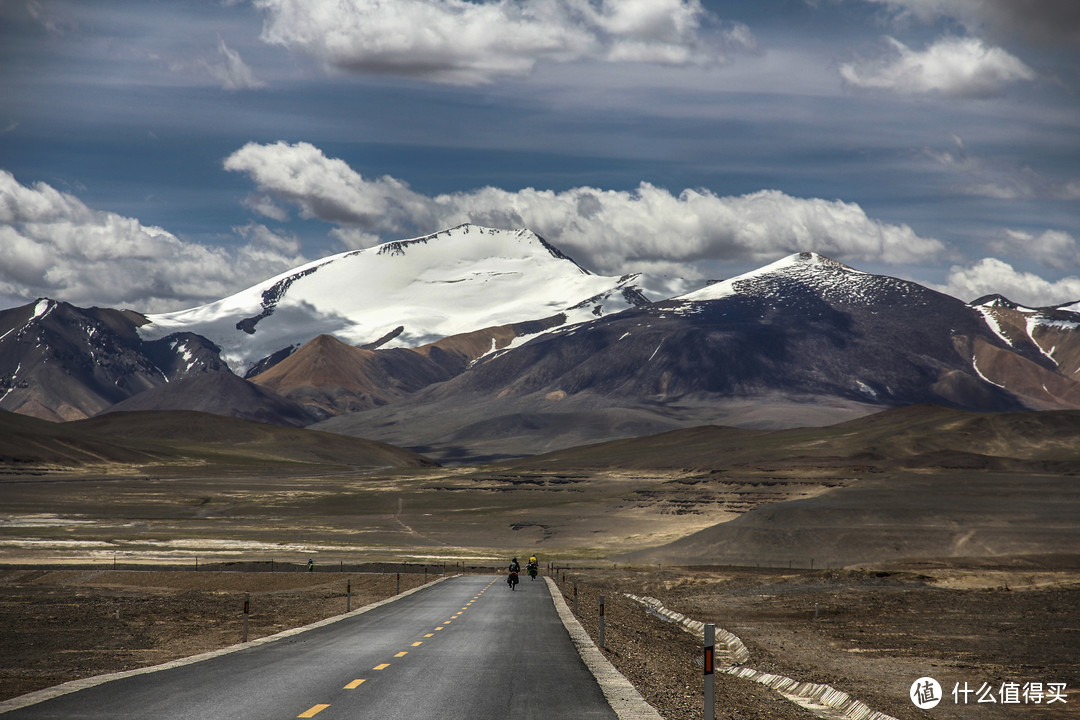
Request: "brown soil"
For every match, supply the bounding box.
[0,568,432,702]
[1,564,1077,720]
[560,563,1080,720]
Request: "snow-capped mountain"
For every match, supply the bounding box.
[6,239,1080,450]
[0,299,227,421]
[316,251,1080,460]
[140,224,654,374]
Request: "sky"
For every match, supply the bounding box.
[1,0,1078,312]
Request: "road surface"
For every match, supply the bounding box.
[2,574,622,719]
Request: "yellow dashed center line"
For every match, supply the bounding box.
[295,582,501,717]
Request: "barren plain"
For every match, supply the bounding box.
[2,405,1078,718]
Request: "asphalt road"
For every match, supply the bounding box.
[3,574,619,720]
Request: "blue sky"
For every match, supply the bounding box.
[1,0,1078,311]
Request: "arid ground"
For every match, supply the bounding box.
[3,406,1079,718]
[1,561,1076,720]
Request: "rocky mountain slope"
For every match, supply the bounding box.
[316,252,1080,460]
[249,314,567,417]
[98,371,321,427]
[0,299,226,421]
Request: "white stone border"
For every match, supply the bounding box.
[625,594,899,720]
[626,594,751,665]
[544,576,662,720]
[0,575,453,715]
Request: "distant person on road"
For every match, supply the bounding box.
[307,558,314,572]
[507,558,519,590]
[529,555,537,565]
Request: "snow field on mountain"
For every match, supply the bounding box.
[140,226,640,373]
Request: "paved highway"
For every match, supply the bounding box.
[2,574,625,719]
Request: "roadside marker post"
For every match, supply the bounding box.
[347,578,351,613]
[242,593,250,643]
[599,595,605,650]
[396,573,400,594]
[573,582,578,614]
[704,623,715,720]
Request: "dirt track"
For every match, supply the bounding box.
[1,562,1076,719]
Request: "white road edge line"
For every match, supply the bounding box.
[545,576,662,720]
[0,575,455,715]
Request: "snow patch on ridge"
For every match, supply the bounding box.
[976,307,1013,347]
[31,299,54,322]
[1025,316,1062,365]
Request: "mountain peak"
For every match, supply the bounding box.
[747,251,860,276]
[141,224,631,372]
[972,294,1025,310]
[373,224,589,273]
[675,251,868,303]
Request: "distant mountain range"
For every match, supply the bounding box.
[3,226,1080,460]
[313,251,1080,460]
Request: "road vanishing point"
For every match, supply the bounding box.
[0,574,658,720]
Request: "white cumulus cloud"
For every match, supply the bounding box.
[223,140,430,228]
[990,229,1080,270]
[224,141,945,276]
[252,0,744,84]
[940,257,1080,306]
[840,35,1034,98]
[0,170,306,312]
